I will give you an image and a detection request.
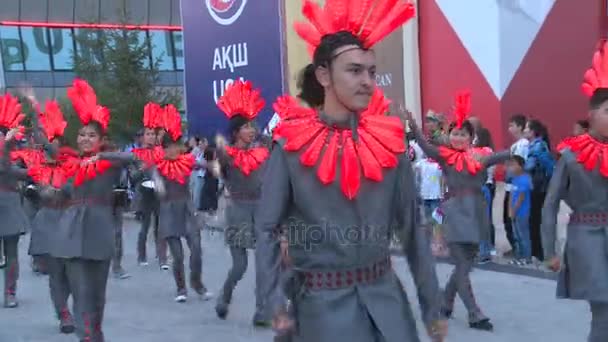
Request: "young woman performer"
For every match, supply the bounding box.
[0,93,28,309]
[212,80,270,326]
[132,103,168,269]
[542,41,608,342]
[26,100,80,333]
[152,104,212,302]
[407,91,510,331]
[46,79,142,342]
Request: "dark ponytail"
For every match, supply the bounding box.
[297,63,325,108]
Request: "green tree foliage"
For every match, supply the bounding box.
[62,9,180,146]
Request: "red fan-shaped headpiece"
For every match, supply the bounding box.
[217,80,265,121]
[453,90,471,129]
[39,100,67,141]
[582,40,608,98]
[294,0,416,56]
[159,104,182,141]
[143,102,163,129]
[0,93,25,136]
[67,78,110,132]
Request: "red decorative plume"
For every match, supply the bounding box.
[294,0,416,55]
[582,40,608,97]
[39,100,67,141]
[217,80,265,120]
[159,104,182,141]
[143,102,163,129]
[453,90,471,129]
[0,93,25,139]
[67,79,110,132]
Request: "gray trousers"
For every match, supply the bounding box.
[2,235,19,299]
[64,258,111,342]
[47,257,72,319]
[137,197,167,264]
[220,247,264,313]
[112,207,124,272]
[589,301,608,342]
[444,243,487,322]
[167,228,203,294]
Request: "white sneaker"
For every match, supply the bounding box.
[175,294,187,303]
[200,291,214,301]
[160,264,170,271]
[139,261,149,267]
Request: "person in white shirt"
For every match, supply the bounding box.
[503,114,529,255]
[415,157,447,257]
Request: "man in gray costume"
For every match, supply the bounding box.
[254,1,447,341]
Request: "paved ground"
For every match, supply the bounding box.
[0,214,590,342]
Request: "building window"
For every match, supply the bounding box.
[134,30,151,69]
[150,30,174,71]
[21,27,53,71]
[173,31,184,70]
[74,29,104,65]
[49,28,75,71]
[0,26,25,71]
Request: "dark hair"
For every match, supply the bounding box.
[80,120,105,137]
[0,127,8,135]
[510,154,525,168]
[509,114,527,129]
[447,120,475,137]
[590,88,608,109]
[203,147,216,162]
[228,115,251,144]
[298,31,364,108]
[576,119,590,130]
[527,119,551,151]
[475,127,494,149]
[160,132,175,148]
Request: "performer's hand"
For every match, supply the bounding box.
[427,319,448,342]
[280,238,291,267]
[5,128,20,142]
[272,311,295,336]
[547,256,561,272]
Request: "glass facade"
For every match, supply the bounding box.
[0,25,183,72]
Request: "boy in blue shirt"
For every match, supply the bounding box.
[507,155,533,265]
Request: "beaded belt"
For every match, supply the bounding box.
[66,197,112,207]
[0,184,17,193]
[229,191,261,201]
[300,256,392,291]
[443,188,480,201]
[570,212,608,226]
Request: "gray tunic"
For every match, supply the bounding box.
[542,149,608,302]
[0,143,29,237]
[49,168,122,261]
[29,202,63,256]
[255,140,441,341]
[218,146,267,249]
[157,176,198,239]
[414,136,510,244]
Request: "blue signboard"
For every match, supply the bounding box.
[181,0,285,138]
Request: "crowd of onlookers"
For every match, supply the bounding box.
[409,111,589,267]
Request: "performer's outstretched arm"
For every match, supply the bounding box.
[394,154,442,332]
[482,150,511,168]
[254,145,291,316]
[541,155,569,261]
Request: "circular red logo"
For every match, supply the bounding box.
[209,0,235,13]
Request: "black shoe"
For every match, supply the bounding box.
[252,311,271,327]
[469,318,493,331]
[215,302,229,319]
[441,308,453,319]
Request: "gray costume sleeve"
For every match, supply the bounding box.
[254,145,291,315]
[482,150,511,168]
[411,128,441,161]
[394,155,441,327]
[541,155,569,260]
[97,151,141,167]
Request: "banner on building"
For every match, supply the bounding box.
[181,0,285,138]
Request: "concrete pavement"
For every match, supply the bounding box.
[0,216,589,342]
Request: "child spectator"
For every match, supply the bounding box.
[414,157,447,256]
[507,155,533,265]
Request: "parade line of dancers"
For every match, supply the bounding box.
[1,0,608,341]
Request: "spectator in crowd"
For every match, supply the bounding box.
[425,110,448,145]
[188,136,205,209]
[472,119,497,262]
[573,119,590,136]
[415,156,446,257]
[523,119,554,261]
[507,155,533,265]
[199,147,219,214]
[503,114,529,256]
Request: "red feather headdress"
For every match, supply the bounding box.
[453,90,471,129]
[159,104,182,141]
[217,80,265,121]
[39,100,67,141]
[143,102,163,129]
[582,40,608,98]
[0,93,25,139]
[67,78,110,132]
[294,0,416,55]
